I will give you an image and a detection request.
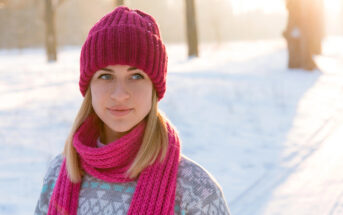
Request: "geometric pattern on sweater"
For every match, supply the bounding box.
[34,154,231,215]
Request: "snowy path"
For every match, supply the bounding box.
[231,106,343,215]
[262,120,343,215]
[231,53,343,214]
[260,55,343,215]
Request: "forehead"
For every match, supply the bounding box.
[106,64,131,70]
[104,64,141,72]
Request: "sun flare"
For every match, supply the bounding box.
[325,0,342,13]
[229,0,342,15]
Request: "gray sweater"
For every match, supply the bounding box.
[34,154,230,215]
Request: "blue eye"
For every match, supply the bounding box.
[98,74,112,80]
[132,73,144,80]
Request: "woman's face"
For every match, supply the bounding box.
[90,64,153,143]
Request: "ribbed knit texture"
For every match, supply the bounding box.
[79,6,168,101]
[47,114,180,215]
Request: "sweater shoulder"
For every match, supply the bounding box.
[43,153,64,183]
[34,154,63,215]
[178,155,223,188]
[175,154,230,215]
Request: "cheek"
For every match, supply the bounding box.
[136,85,153,111]
[90,84,106,110]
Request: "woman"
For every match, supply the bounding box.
[35,6,230,215]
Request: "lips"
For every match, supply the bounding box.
[107,107,133,117]
[108,105,132,111]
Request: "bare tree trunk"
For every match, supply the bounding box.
[300,0,324,70]
[185,0,199,57]
[283,0,302,69]
[115,0,124,6]
[45,0,57,62]
[311,0,324,55]
[0,0,8,9]
[283,0,323,71]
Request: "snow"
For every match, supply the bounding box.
[1,37,343,215]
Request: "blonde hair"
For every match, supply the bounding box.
[63,88,170,183]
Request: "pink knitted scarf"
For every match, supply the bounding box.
[47,114,181,215]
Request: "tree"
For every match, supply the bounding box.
[283,0,325,71]
[115,0,124,6]
[45,0,57,62]
[0,0,7,9]
[45,0,65,62]
[184,0,199,57]
[283,0,302,69]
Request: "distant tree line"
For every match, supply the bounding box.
[0,0,285,49]
[0,0,338,66]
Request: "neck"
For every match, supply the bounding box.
[100,125,128,144]
[100,120,146,145]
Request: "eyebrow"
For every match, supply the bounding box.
[100,66,138,72]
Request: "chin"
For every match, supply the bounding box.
[108,123,134,133]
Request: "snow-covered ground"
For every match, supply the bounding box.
[1,37,343,215]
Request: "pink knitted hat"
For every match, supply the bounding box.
[79,6,168,101]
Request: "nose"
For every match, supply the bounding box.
[110,81,130,101]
